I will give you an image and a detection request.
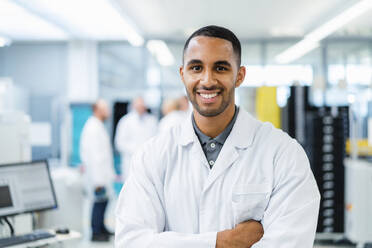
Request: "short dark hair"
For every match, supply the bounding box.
[183,25,241,66]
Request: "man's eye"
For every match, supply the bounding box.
[216,66,227,72]
[191,65,202,71]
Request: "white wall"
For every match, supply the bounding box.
[0,43,68,95]
[67,41,98,102]
[0,42,68,159]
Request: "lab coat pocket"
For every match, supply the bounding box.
[232,183,271,225]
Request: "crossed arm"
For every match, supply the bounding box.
[216,221,264,248]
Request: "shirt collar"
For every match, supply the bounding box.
[192,106,239,145]
[179,107,261,149]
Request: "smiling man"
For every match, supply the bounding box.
[115,25,320,248]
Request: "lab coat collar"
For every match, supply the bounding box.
[130,111,148,120]
[179,113,196,146]
[91,116,104,126]
[179,108,261,149]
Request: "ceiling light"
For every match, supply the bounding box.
[276,0,372,64]
[147,40,175,66]
[14,0,144,45]
[0,0,68,40]
[276,40,320,64]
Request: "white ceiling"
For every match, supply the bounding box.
[116,0,372,40]
[0,0,68,40]
[340,8,372,36]
[0,0,144,43]
[1,0,372,67]
[1,0,372,41]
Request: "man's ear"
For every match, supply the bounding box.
[180,66,185,85]
[235,66,246,88]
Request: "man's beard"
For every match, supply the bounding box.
[187,86,234,117]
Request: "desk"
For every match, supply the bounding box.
[8,230,81,248]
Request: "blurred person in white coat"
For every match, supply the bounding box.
[161,98,179,116]
[159,96,191,133]
[80,99,115,242]
[115,26,320,248]
[114,97,158,181]
[159,98,184,133]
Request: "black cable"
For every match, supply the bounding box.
[3,217,14,236]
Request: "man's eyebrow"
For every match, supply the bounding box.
[186,59,202,66]
[215,61,232,67]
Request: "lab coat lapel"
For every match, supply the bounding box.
[202,110,261,192]
[191,140,210,170]
[179,113,210,170]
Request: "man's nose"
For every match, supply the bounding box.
[200,68,216,87]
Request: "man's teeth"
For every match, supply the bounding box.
[200,93,218,99]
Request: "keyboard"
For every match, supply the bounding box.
[0,230,55,247]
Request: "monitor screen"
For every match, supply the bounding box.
[0,160,57,217]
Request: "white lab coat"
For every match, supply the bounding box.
[158,110,189,133]
[80,116,115,189]
[114,111,158,180]
[115,109,320,248]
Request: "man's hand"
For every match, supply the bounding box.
[216,220,264,248]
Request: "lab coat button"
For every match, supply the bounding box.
[209,160,215,166]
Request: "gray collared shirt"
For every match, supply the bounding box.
[192,106,239,169]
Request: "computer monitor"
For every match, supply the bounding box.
[0,160,57,218]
